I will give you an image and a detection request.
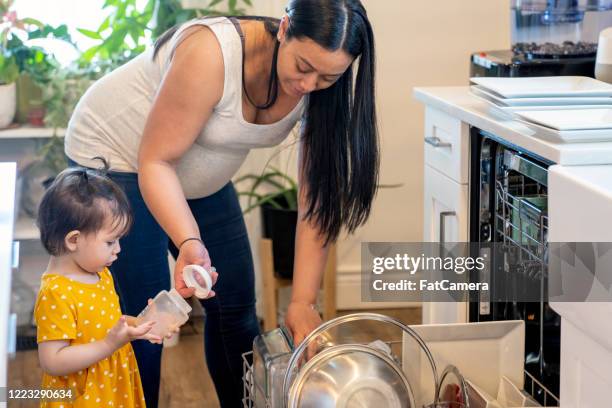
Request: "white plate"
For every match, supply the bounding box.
[490,104,612,114]
[470,85,612,107]
[471,76,612,98]
[515,118,612,143]
[514,108,612,130]
[402,320,524,404]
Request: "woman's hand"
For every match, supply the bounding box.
[285,301,322,347]
[174,239,219,298]
[104,316,161,350]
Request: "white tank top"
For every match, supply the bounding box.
[64,17,305,199]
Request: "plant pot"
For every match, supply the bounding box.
[261,204,297,279]
[0,82,17,128]
[16,73,44,125]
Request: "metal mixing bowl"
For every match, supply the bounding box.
[287,343,415,408]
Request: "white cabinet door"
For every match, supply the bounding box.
[422,164,469,324]
[423,164,469,243]
[424,107,470,184]
[548,164,612,408]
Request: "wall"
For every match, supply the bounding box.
[238,0,511,311]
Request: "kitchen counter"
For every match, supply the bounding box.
[413,86,612,165]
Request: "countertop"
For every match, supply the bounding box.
[413,86,612,165]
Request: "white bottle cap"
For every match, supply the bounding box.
[182,264,213,299]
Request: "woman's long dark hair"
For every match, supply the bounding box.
[154,0,378,244]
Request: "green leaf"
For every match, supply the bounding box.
[99,16,111,32]
[235,169,298,211]
[229,0,237,11]
[0,55,19,84]
[208,0,224,6]
[77,28,103,40]
[282,187,298,210]
[241,188,296,213]
[104,26,129,54]
[241,0,252,6]
[237,191,263,201]
[54,24,70,39]
[20,17,44,28]
[80,45,100,62]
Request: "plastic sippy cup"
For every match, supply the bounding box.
[136,288,192,338]
[182,264,214,299]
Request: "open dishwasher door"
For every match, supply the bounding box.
[548,164,612,408]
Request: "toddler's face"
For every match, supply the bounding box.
[73,217,125,273]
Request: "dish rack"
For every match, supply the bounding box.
[243,337,560,407]
[524,370,559,407]
[493,151,559,407]
[494,178,548,278]
[241,339,405,408]
[241,350,257,408]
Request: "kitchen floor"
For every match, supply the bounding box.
[8,308,421,408]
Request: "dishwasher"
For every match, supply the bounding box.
[468,127,560,406]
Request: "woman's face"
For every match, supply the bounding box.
[276,16,354,97]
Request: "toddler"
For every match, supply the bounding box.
[34,162,171,407]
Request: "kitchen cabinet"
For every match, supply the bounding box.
[422,106,470,325]
[548,165,612,408]
[0,128,67,398]
[423,164,468,243]
[415,86,612,407]
[0,162,17,406]
[424,107,470,184]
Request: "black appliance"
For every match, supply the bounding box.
[470,49,596,78]
[468,128,561,406]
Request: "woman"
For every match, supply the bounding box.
[64,0,378,406]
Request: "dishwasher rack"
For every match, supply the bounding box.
[492,146,559,407]
[494,178,548,278]
[242,339,560,407]
[241,339,406,408]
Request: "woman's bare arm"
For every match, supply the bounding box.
[138,27,225,248]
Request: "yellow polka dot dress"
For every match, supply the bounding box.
[34,268,146,408]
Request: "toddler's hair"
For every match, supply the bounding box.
[37,157,132,256]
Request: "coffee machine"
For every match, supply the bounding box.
[471,0,612,78]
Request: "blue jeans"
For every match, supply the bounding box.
[72,164,260,408]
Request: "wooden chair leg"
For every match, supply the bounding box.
[260,238,277,331]
[322,244,337,321]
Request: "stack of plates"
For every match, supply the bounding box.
[469,76,612,143]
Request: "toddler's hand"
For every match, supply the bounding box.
[104,316,162,350]
[139,299,181,345]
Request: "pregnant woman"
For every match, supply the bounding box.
[64,0,378,406]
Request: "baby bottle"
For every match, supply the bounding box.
[136,288,192,337]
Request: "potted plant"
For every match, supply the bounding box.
[0,47,18,127]
[0,0,32,127]
[235,168,298,279]
[77,0,253,66]
[14,23,73,125]
[235,166,404,279]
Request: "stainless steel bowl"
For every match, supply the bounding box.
[287,344,416,408]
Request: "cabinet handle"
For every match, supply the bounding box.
[12,240,19,269]
[439,211,456,243]
[425,136,452,148]
[8,313,17,359]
